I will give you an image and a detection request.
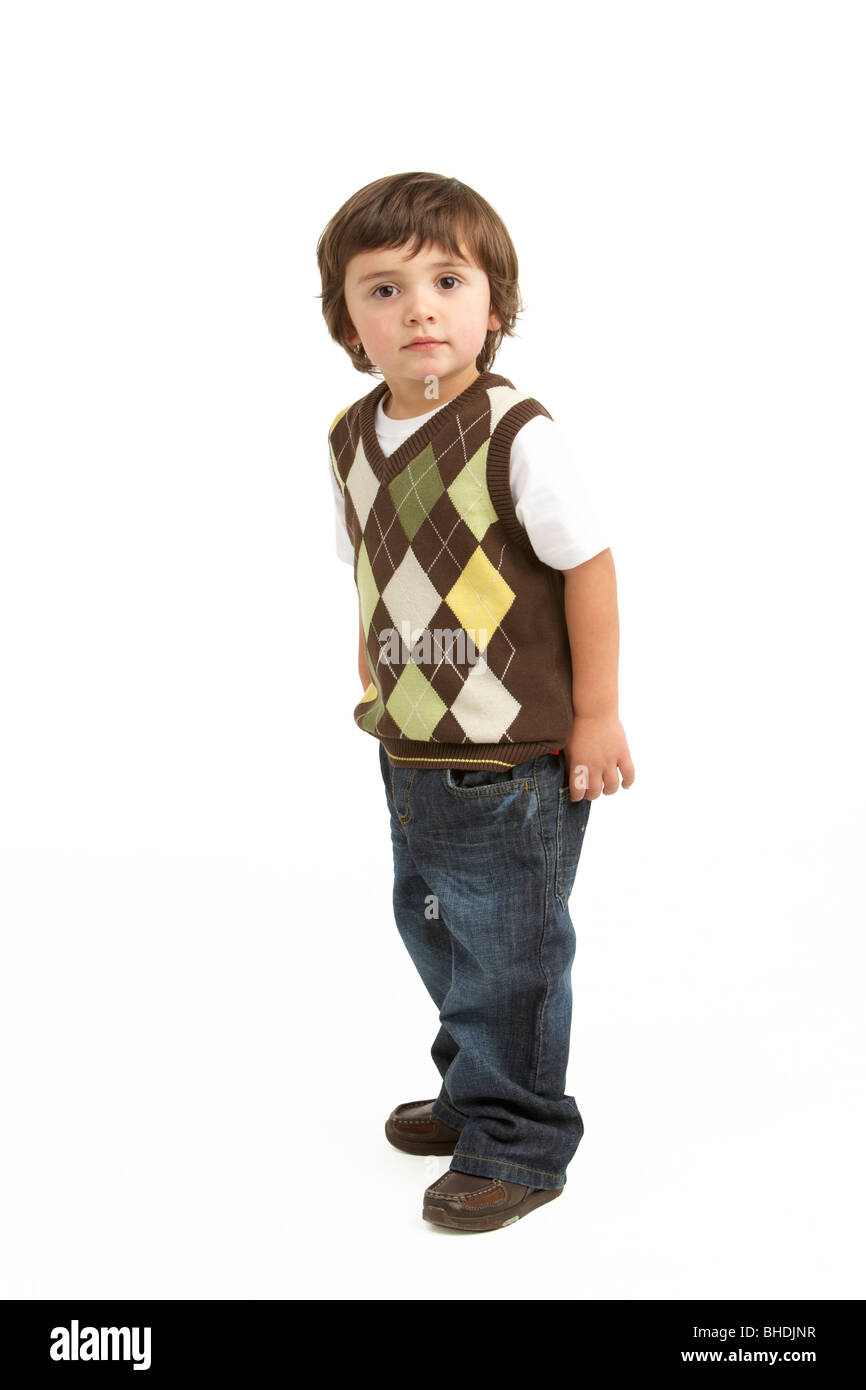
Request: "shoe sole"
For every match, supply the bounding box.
[423,1185,562,1232]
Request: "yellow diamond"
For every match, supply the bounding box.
[444,547,515,653]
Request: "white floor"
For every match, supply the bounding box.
[1,818,861,1301]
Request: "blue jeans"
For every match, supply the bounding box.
[378,742,591,1191]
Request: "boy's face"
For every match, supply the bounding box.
[342,240,501,390]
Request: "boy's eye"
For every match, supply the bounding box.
[371,275,462,299]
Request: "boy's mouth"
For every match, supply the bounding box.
[403,339,444,349]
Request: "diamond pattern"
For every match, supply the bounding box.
[451,662,521,741]
[446,442,497,542]
[385,661,449,741]
[444,547,516,654]
[389,444,445,543]
[345,442,380,533]
[381,546,441,634]
[355,540,380,639]
[333,378,557,752]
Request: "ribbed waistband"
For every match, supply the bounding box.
[379,736,561,770]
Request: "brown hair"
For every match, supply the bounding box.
[315,172,524,376]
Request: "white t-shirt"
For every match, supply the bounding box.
[330,396,610,571]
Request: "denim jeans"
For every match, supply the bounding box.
[378,741,591,1191]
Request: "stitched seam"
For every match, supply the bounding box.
[555,786,568,909]
[430,1179,504,1201]
[555,787,590,906]
[452,1150,564,1181]
[432,1099,467,1127]
[385,751,556,767]
[440,767,533,799]
[405,766,417,822]
[392,1117,443,1129]
[443,785,529,799]
[530,757,552,1096]
[414,756,519,767]
[391,761,415,825]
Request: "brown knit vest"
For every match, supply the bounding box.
[329,369,574,768]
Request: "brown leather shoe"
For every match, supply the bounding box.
[423,1167,563,1232]
[385,1098,461,1156]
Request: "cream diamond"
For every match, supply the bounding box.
[451,664,521,741]
[345,441,380,533]
[485,384,534,433]
[381,546,441,633]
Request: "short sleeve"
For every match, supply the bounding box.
[329,458,354,564]
[508,414,612,569]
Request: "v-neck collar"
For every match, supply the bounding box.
[359,369,499,486]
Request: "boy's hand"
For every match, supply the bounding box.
[565,713,635,801]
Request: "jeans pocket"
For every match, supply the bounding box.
[441,758,534,798]
[554,786,591,908]
[446,766,514,789]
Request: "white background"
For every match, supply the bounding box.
[1,0,863,1300]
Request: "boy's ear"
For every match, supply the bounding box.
[342,311,360,349]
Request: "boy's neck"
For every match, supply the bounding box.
[382,364,481,420]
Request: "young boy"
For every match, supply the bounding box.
[318,172,635,1233]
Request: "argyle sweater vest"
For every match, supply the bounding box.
[328,370,575,769]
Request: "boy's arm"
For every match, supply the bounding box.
[561,548,635,800]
